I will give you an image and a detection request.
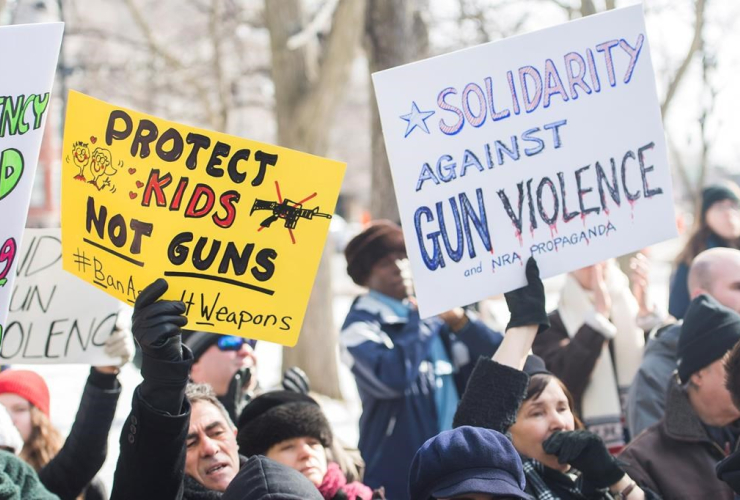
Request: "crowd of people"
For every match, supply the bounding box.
[2,182,740,499]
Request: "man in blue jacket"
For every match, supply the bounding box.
[340,220,502,499]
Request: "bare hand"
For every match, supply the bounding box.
[439,307,468,332]
[630,253,652,315]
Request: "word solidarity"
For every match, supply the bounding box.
[434,35,643,134]
[372,6,676,318]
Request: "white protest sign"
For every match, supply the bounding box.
[373,6,676,318]
[0,23,64,344]
[1,229,123,365]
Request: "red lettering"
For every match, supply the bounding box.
[142,169,172,207]
[170,177,189,211]
[213,191,241,228]
[185,184,215,218]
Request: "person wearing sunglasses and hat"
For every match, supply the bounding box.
[183,331,260,422]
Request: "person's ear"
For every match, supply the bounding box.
[690,369,706,388]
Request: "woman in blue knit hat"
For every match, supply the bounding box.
[451,258,657,500]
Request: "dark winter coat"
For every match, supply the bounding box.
[625,323,681,438]
[619,377,737,500]
[340,295,502,500]
[110,350,194,500]
[668,234,724,320]
[38,368,121,500]
[532,311,608,411]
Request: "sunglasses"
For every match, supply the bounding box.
[217,336,257,351]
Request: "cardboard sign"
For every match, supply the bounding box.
[1,229,122,365]
[61,92,345,346]
[0,23,64,345]
[372,6,676,318]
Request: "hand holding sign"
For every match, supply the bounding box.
[131,279,187,362]
[504,257,549,333]
[102,324,136,367]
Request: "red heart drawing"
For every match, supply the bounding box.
[136,181,144,188]
[128,168,136,175]
[90,136,97,144]
[129,191,137,200]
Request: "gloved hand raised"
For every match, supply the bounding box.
[132,279,188,362]
[504,257,550,333]
[543,430,625,489]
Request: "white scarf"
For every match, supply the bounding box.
[557,261,644,449]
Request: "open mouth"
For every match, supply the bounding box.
[206,463,229,475]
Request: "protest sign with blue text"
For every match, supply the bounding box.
[372,6,676,318]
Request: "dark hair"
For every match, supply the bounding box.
[725,341,740,411]
[676,224,735,265]
[676,185,740,265]
[185,383,235,429]
[524,374,584,430]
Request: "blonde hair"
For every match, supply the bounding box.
[20,406,64,472]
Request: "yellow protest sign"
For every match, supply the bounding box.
[61,91,345,346]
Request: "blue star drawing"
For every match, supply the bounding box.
[400,101,435,138]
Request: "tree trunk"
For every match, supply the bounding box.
[365,0,428,222]
[265,0,364,399]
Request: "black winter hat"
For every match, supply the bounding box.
[222,455,323,500]
[702,184,740,218]
[182,330,220,361]
[677,294,740,384]
[523,355,551,377]
[344,220,406,286]
[237,391,333,458]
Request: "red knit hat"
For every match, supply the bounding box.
[0,370,50,417]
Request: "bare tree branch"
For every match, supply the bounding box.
[667,135,696,201]
[580,0,597,16]
[293,0,365,153]
[542,0,576,18]
[65,27,148,49]
[661,0,705,117]
[123,0,218,127]
[287,0,339,50]
[209,0,230,131]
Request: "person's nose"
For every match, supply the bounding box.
[297,441,313,460]
[199,436,220,458]
[548,411,568,433]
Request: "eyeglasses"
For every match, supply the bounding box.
[216,336,257,351]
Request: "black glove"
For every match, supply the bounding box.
[717,449,740,495]
[504,257,549,333]
[543,430,625,489]
[132,279,188,362]
[282,366,310,394]
[221,368,251,422]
